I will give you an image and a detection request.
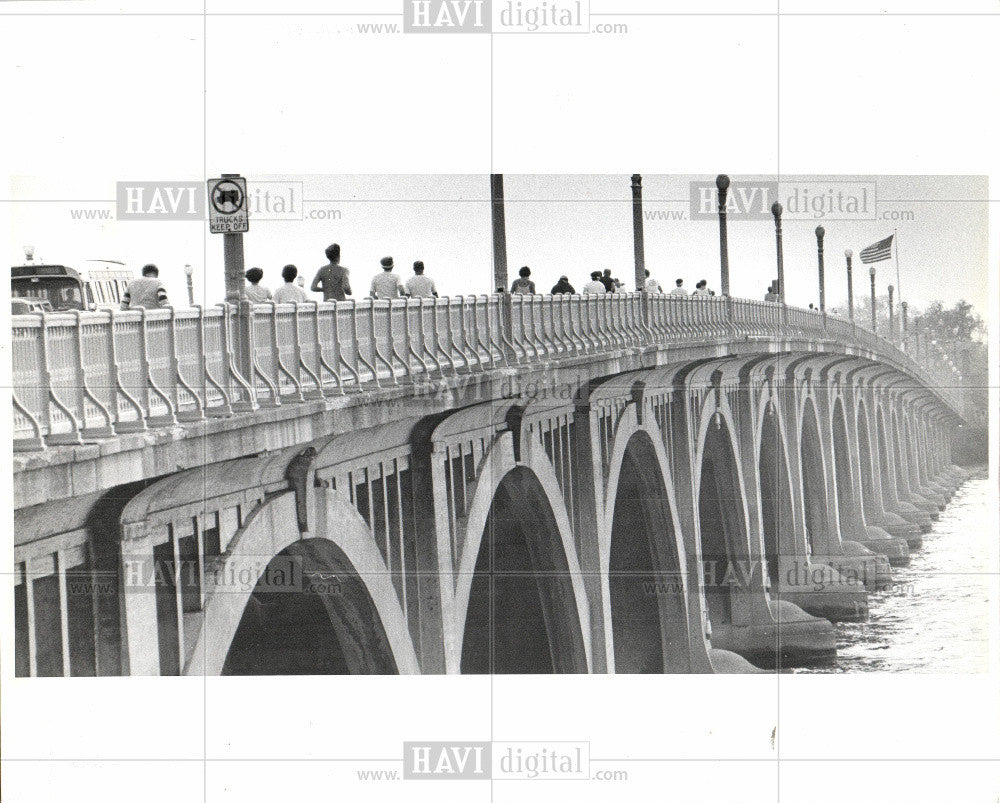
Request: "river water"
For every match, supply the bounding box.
[794,471,994,673]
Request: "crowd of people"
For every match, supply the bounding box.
[116,244,727,311]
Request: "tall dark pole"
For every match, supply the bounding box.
[221,173,247,304]
[901,301,909,351]
[716,174,730,296]
[631,174,646,292]
[888,284,895,341]
[815,225,826,312]
[491,174,509,293]
[771,202,785,303]
[845,249,854,320]
[869,266,877,334]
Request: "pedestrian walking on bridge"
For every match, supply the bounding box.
[274,264,308,303]
[121,264,168,310]
[370,256,404,299]
[311,243,352,302]
[405,261,438,298]
[244,267,272,303]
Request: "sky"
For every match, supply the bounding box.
[8,173,989,320]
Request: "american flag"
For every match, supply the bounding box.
[859,234,894,264]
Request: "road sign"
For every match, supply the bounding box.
[207,175,249,234]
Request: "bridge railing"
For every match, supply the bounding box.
[11,293,964,450]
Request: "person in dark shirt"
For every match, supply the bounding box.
[600,268,616,293]
[550,276,575,294]
[310,243,352,301]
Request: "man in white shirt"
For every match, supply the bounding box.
[370,256,404,299]
[693,279,711,296]
[583,271,607,294]
[670,278,688,296]
[273,264,308,303]
[405,260,437,298]
[643,269,663,294]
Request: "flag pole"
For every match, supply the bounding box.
[894,227,902,306]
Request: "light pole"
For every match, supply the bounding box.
[184,263,194,307]
[771,202,785,303]
[631,174,646,292]
[901,301,909,351]
[888,284,895,340]
[815,225,825,312]
[845,249,854,321]
[869,265,877,333]
[717,174,730,297]
[490,174,509,293]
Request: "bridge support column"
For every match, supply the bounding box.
[838,378,909,567]
[119,524,161,676]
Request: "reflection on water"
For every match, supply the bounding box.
[794,473,993,674]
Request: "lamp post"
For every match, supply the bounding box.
[845,249,854,321]
[888,284,895,341]
[490,174,509,293]
[815,225,826,312]
[631,174,646,292]
[901,301,909,351]
[716,174,730,297]
[771,202,785,303]
[869,265,877,333]
[184,263,194,307]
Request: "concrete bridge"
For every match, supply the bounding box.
[12,292,971,676]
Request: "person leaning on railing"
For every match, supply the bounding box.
[121,263,168,310]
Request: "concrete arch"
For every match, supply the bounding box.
[692,400,760,635]
[830,396,858,536]
[798,396,833,556]
[185,489,420,676]
[603,410,692,673]
[453,437,592,673]
[755,397,799,585]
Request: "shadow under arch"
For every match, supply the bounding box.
[222,538,398,675]
[856,399,879,522]
[697,415,751,633]
[608,430,688,673]
[460,466,588,674]
[830,397,857,534]
[798,397,829,555]
[758,401,795,587]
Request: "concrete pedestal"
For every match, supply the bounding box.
[708,648,768,674]
[710,600,836,669]
[775,558,869,622]
[852,525,910,566]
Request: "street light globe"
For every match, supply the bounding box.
[716,174,730,191]
[815,225,825,239]
[845,248,852,259]
[184,263,193,277]
[869,266,876,277]
[771,202,783,218]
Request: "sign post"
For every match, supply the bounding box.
[208,174,252,398]
[207,173,249,303]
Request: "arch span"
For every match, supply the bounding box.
[799,398,831,556]
[459,465,589,674]
[607,430,689,673]
[185,490,419,676]
[696,413,755,634]
[757,401,796,587]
